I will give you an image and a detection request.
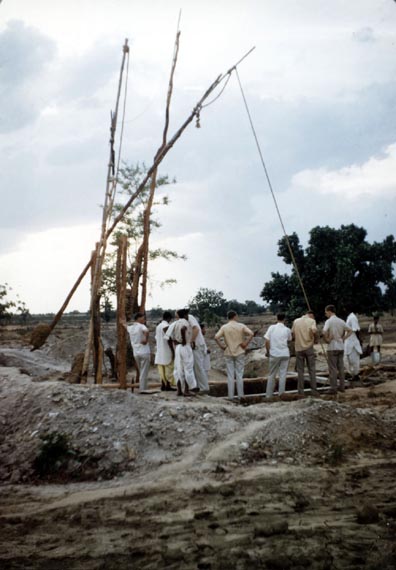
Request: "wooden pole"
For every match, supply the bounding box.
[116,235,128,389]
[81,246,98,380]
[139,26,181,312]
[88,39,130,384]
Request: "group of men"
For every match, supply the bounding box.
[264,304,362,397]
[127,308,211,396]
[127,303,365,400]
[126,308,255,399]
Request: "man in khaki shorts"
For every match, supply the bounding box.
[215,311,254,399]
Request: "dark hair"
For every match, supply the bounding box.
[163,311,173,321]
[307,311,315,318]
[200,323,206,328]
[325,305,336,314]
[227,310,237,320]
[277,313,285,321]
[177,308,187,319]
[134,312,145,320]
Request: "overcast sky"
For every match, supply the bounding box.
[1,0,396,313]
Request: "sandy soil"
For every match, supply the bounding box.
[0,318,396,569]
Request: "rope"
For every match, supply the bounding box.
[235,69,331,366]
[235,67,312,312]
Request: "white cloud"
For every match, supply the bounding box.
[291,144,396,200]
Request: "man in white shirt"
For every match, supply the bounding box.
[126,312,151,392]
[344,309,362,382]
[155,311,175,391]
[264,313,292,398]
[165,309,197,396]
[323,305,352,393]
[215,311,254,399]
[185,308,209,393]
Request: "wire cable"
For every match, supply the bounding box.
[235,67,312,311]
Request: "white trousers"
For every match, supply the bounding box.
[193,345,209,391]
[225,354,245,399]
[135,353,151,391]
[266,356,289,398]
[174,344,197,390]
[345,348,360,377]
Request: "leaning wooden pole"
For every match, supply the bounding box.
[139,24,181,313]
[30,47,255,351]
[116,235,128,389]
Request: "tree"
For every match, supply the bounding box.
[384,278,396,315]
[0,284,30,324]
[189,288,228,324]
[101,162,186,316]
[0,284,15,324]
[260,225,396,321]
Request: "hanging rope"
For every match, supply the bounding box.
[235,67,312,312]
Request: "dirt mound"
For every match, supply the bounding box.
[1,367,395,485]
[241,399,396,466]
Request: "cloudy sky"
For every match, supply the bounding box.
[1,0,396,313]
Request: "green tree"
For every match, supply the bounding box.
[189,288,228,325]
[260,225,396,321]
[0,283,15,324]
[384,278,396,315]
[101,162,185,315]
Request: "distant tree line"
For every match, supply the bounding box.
[187,288,266,325]
[260,224,396,321]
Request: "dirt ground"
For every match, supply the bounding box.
[1,316,396,569]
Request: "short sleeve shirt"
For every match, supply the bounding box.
[215,321,253,357]
[127,322,150,356]
[264,323,292,357]
[292,315,317,351]
[323,315,350,351]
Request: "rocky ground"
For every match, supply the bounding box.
[0,316,396,569]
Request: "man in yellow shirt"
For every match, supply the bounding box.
[292,311,319,396]
[215,311,254,399]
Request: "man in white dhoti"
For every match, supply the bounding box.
[165,309,197,396]
[344,309,362,381]
[155,311,176,391]
[185,309,209,393]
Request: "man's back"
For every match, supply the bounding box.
[324,315,349,350]
[265,322,292,357]
[292,315,317,351]
[215,320,253,357]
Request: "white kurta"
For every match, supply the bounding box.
[344,312,362,377]
[344,313,362,356]
[154,320,173,365]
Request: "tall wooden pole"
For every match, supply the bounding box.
[116,235,128,389]
[87,40,130,383]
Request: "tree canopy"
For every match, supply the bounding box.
[101,162,185,317]
[260,224,396,321]
[189,288,266,324]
